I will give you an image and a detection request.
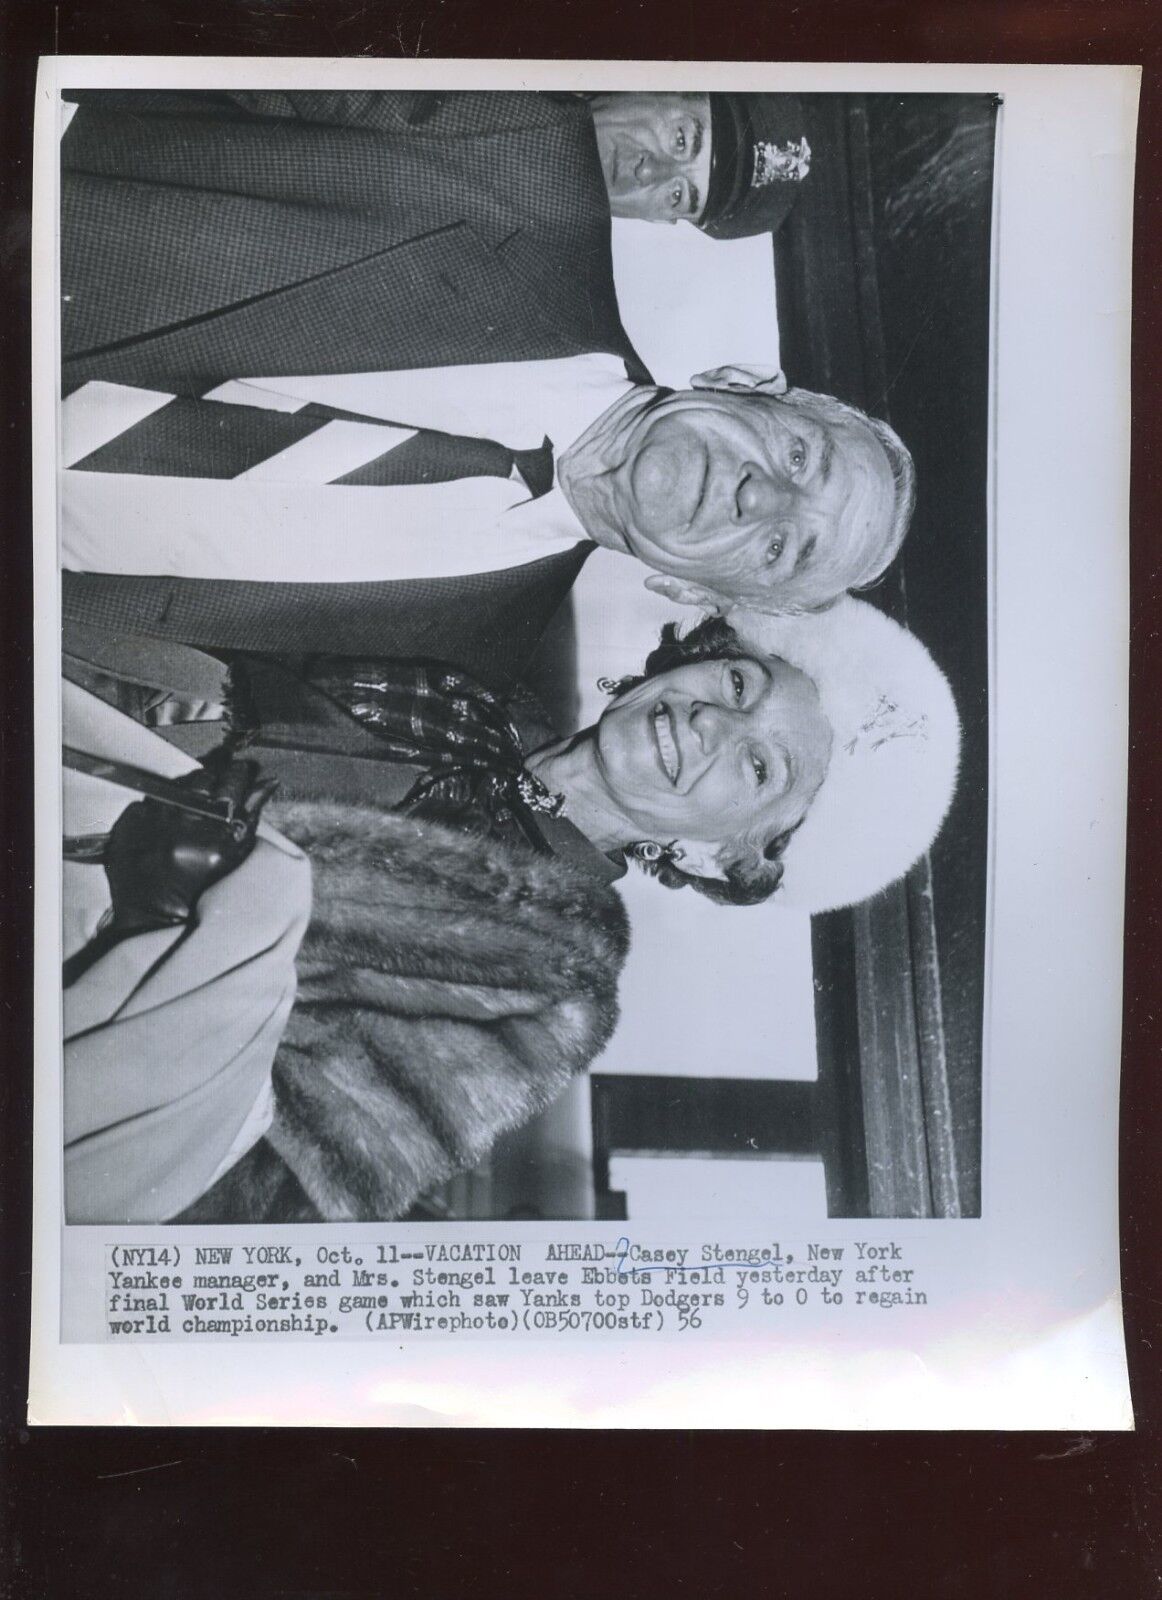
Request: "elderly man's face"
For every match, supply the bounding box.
[589,93,712,224]
[560,387,897,609]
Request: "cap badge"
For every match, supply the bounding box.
[752,135,812,189]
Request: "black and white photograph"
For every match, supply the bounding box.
[55,82,990,1228]
[29,58,1134,1428]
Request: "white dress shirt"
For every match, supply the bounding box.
[61,354,636,583]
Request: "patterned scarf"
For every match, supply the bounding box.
[302,658,566,849]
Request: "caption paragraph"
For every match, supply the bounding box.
[100,1236,932,1340]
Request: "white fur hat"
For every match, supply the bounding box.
[729,596,962,912]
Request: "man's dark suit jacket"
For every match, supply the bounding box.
[61,89,651,687]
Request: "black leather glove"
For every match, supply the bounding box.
[63,751,277,987]
[103,752,275,936]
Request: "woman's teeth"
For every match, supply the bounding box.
[653,704,680,783]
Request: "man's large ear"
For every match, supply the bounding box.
[689,364,788,395]
[643,573,727,612]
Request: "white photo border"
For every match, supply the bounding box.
[29,58,1137,1428]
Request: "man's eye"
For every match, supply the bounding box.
[767,535,785,565]
[789,441,807,471]
[674,125,687,154]
[750,750,768,787]
[669,182,684,210]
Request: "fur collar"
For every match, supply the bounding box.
[226,796,629,1221]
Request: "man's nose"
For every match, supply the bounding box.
[635,149,674,187]
[735,463,784,521]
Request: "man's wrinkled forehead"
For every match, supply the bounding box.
[753,423,893,603]
[754,393,885,473]
[668,385,829,442]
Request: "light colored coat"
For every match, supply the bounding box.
[63,682,312,1223]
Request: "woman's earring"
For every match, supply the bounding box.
[630,839,665,864]
[596,676,621,696]
[629,840,684,867]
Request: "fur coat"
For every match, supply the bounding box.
[178,794,629,1223]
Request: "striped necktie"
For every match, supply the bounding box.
[65,382,556,498]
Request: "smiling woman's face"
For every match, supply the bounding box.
[591,654,833,855]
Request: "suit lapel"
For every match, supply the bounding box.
[62,545,593,691]
[63,219,629,393]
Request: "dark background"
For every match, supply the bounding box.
[775,90,995,1217]
[2,3,1160,1596]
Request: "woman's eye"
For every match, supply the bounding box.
[674,126,687,153]
[767,535,785,565]
[750,751,768,787]
[729,667,746,702]
[669,182,684,210]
